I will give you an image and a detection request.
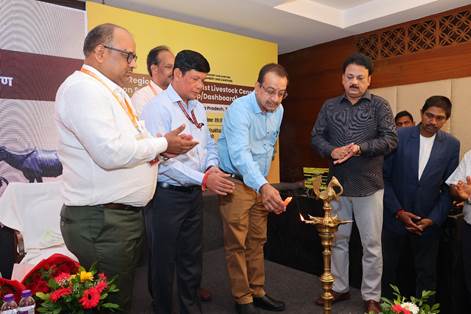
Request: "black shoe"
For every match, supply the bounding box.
[253,295,285,311]
[235,302,260,314]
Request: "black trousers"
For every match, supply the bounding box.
[462,222,471,302]
[146,187,203,314]
[382,226,440,301]
[0,225,15,279]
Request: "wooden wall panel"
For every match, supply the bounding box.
[279,4,471,182]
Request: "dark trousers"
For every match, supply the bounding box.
[463,222,471,301]
[0,225,15,279]
[382,226,440,301]
[146,187,203,314]
[60,205,144,312]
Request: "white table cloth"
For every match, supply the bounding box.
[0,182,77,265]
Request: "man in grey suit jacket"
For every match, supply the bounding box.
[382,96,460,300]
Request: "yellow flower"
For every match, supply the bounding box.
[79,271,93,282]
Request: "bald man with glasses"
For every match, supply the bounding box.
[56,23,197,311]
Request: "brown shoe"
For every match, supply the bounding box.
[315,291,350,306]
[364,300,381,313]
[198,287,212,302]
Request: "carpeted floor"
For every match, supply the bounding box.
[131,248,365,314]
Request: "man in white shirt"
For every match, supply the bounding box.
[382,96,459,301]
[55,23,197,311]
[446,150,471,304]
[131,45,174,116]
[141,50,235,314]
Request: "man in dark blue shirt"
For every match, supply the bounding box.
[311,52,397,314]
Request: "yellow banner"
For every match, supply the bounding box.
[86,1,280,182]
[86,2,277,85]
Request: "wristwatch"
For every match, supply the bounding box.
[159,155,169,162]
[356,144,362,156]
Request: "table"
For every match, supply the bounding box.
[0,182,76,279]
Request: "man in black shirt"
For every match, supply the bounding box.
[311,52,397,314]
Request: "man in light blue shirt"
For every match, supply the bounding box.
[218,63,288,314]
[141,50,235,314]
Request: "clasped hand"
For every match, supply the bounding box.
[397,210,432,236]
[164,124,199,156]
[454,176,471,200]
[331,143,360,165]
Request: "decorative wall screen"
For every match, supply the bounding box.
[357,7,471,60]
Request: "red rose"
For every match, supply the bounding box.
[56,262,77,274]
[31,279,50,294]
[22,254,79,288]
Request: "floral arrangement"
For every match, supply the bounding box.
[19,253,119,313]
[380,285,440,314]
[35,265,119,313]
[22,253,80,295]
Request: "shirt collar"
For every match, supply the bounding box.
[167,83,198,110]
[149,80,163,93]
[341,90,372,104]
[248,91,262,114]
[82,64,123,94]
[248,91,282,116]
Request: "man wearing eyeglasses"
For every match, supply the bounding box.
[141,49,235,314]
[56,23,198,311]
[382,96,459,302]
[131,45,175,116]
[218,63,288,314]
[311,52,397,313]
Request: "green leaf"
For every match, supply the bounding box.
[35,292,49,300]
[102,302,120,309]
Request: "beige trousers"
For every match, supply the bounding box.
[219,180,269,304]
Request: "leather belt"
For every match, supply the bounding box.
[157,182,201,193]
[100,203,139,211]
[221,169,243,181]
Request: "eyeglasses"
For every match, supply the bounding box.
[423,111,447,122]
[103,45,137,64]
[261,85,288,100]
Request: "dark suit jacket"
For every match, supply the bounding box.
[383,125,460,235]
